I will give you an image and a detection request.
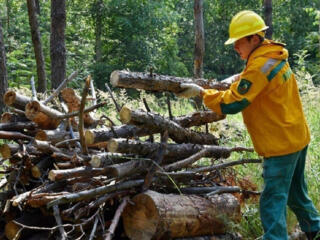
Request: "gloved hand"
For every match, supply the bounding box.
[220,74,240,84]
[176,83,204,98]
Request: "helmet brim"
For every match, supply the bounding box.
[224,38,238,45]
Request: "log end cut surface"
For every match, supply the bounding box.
[5,221,21,240]
[119,106,132,124]
[0,144,11,159]
[3,91,16,106]
[122,193,159,240]
[110,70,120,87]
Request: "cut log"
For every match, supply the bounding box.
[107,139,251,164]
[25,101,61,129]
[0,130,33,141]
[175,233,241,240]
[122,190,240,240]
[3,90,32,111]
[85,125,152,145]
[31,157,53,178]
[173,111,225,128]
[35,129,79,145]
[0,122,37,132]
[61,87,100,128]
[48,167,108,181]
[0,144,20,159]
[120,106,218,145]
[1,112,29,123]
[89,152,134,167]
[110,70,230,92]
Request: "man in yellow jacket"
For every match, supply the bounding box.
[177,10,320,240]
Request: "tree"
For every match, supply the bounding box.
[27,0,47,92]
[263,0,273,39]
[50,0,66,89]
[193,0,205,79]
[0,21,8,113]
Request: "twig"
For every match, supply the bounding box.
[89,216,99,240]
[56,102,107,120]
[142,98,154,142]
[105,82,120,112]
[55,138,80,148]
[142,131,168,191]
[205,186,261,197]
[79,75,91,154]
[90,77,97,107]
[193,158,262,173]
[53,204,67,240]
[104,196,130,240]
[166,93,173,120]
[43,71,78,104]
[47,179,144,208]
[142,98,151,112]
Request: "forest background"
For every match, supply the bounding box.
[0,0,319,239]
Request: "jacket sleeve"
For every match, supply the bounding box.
[203,67,268,115]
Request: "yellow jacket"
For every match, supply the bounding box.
[203,39,310,157]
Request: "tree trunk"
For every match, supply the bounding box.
[193,0,204,79]
[50,0,66,89]
[110,70,230,92]
[122,190,240,240]
[0,21,8,114]
[27,0,47,93]
[263,0,273,39]
[94,0,103,62]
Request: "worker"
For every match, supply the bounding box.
[176,10,320,240]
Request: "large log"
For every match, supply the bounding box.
[120,106,218,145]
[110,70,230,92]
[3,90,32,111]
[25,101,61,129]
[122,190,240,240]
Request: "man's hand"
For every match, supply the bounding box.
[221,74,240,85]
[176,83,204,98]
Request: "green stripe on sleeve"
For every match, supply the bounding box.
[221,98,250,114]
[267,60,287,81]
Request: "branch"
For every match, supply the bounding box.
[105,82,120,112]
[43,71,78,104]
[79,75,91,154]
[104,196,129,240]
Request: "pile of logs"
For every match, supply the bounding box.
[0,71,261,240]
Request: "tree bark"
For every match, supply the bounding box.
[25,100,62,129]
[110,70,230,92]
[50,0,66,89]
[27,0,47,93]
[122,190,240,240]
[263,0,273,39]
[193,0,205,79]
[120,106,218,145]
[0,21,8,114]
[107,138,251,164]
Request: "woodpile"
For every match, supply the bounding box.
[0,71,261,240]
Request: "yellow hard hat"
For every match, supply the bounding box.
[225,10,269,45]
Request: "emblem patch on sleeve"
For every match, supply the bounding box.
[237,79,252,95]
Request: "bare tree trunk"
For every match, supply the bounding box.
[263,0,273,39]
[27,0,47,93]
[50,0,66,89]
[193,0,205,109]
[0,21,8,114]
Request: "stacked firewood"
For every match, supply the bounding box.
[0,71,261,240]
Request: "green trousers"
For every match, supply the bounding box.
[260,146,320,240]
